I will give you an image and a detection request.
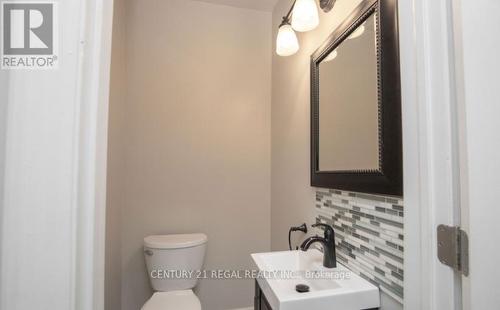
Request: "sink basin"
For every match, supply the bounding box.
[251,249,380,310]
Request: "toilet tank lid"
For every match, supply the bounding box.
[144,234,208,249]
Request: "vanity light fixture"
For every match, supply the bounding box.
[291,0,320,32]
[276,0,337,56]
[276,20,300,56]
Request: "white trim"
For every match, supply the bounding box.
[399,0,462,309]
[0,0,112,308]
[452,0,500,309]
[74,0,114,309]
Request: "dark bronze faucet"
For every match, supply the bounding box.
[300,223,337,268]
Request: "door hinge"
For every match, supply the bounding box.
[437,225,469,276]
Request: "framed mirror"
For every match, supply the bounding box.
[310,0,402,196]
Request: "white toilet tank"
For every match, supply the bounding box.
[144,234,207,292]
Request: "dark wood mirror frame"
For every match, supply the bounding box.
[310,0,402,196]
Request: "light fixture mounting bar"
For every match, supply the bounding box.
[280,0,336,27]
[319,0,336,12]
[280,0,297,26]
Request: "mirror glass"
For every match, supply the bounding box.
[318,13,379,171]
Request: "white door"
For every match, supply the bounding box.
[452,0,500,309]
[400,0,500,309]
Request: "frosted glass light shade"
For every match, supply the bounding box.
[276,24,299,56]
[291,0,319,32]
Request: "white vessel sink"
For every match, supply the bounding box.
[251,249,380,310]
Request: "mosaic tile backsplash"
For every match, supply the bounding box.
[315,189,404,304]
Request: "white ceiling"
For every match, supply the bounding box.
[192,0,280,12]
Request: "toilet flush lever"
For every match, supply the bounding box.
[144,249,154,256]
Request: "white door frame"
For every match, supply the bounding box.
[82,0,465,309]
[86,0,500,309]
[57,0,500,308]
[399,0,462,309]
[452,0,500,309]
[1,0,478,308]
[0,0,113,309]
[75,0,114,309]
[77,0,469,308]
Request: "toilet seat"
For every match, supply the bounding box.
[141,290,201,310]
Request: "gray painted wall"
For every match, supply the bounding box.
[105,0,126,308]
[106,1,272,309]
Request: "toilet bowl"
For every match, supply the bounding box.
[141,233,207,310]
[142,290,201,310]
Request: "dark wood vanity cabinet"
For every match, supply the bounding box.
[254,281,272,310]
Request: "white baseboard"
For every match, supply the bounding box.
[229,307,252,310]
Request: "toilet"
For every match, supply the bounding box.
[142,233,208,310]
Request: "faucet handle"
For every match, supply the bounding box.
[290,223,308,233]
[312,223,334,240]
